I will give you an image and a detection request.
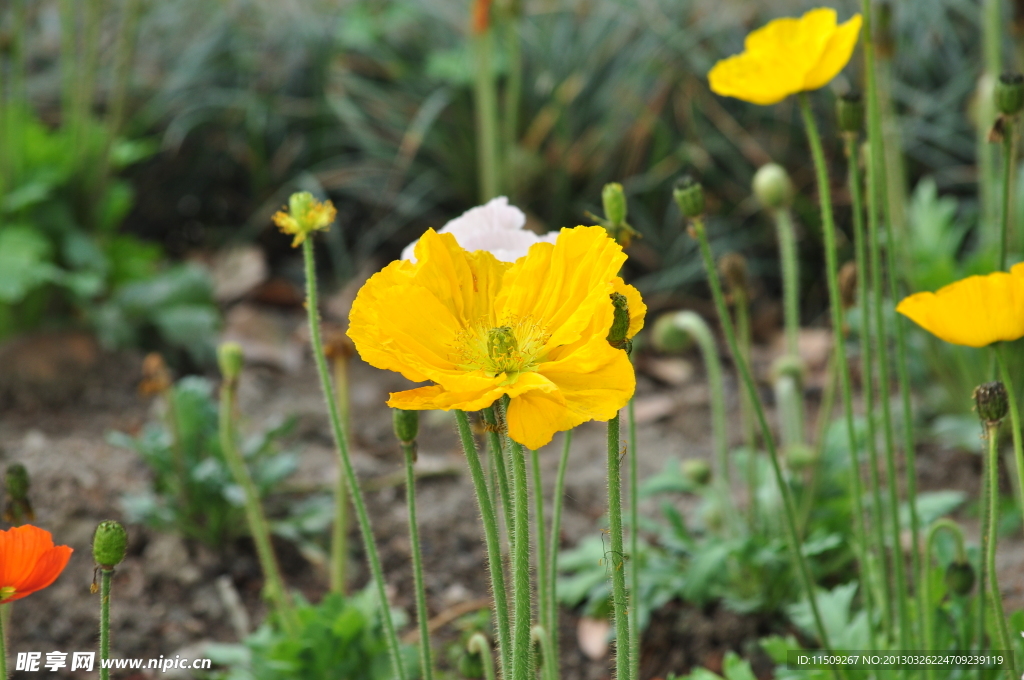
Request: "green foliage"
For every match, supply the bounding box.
[205,587,418,680]
[109,376,297,546]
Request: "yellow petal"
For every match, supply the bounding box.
[744,8,836,58]
[803,14,863,91]
[708,51,804,105]
[388,371,557,413]
[411,229,509,326]
[506,390,576,451]
[895,271,1024,347]
[612,277,646,339]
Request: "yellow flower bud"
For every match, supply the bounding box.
[272,192,337,248]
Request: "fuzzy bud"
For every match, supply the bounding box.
[771,355,805,384]
[606,292,632,352]
[838,261,858,309]
[945,560,975,596]
[785,443,819,471]
[673,176,705,218]
[602,182,628,227]
[651,313,694,354]
[996,73,1024,116]
[218,342,245,382]
[93,520,128,569]
[974,381,1009,425]
[681,459,712,486]
[752,163,794,210]
[836,91,865,134]
[392,409,419,446]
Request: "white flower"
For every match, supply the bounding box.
[402,196,559,263]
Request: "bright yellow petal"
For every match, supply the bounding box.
[410,229,509,326]
[506,390,576,451]
[497,226,625,353]
[895,271,1024,347]
[708,51,803,105]
[388,371,558,413]
[612,277,646,339]
[803,14,862,91]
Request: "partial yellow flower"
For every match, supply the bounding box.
[272,192,337,247]
[708,8,863,106]
[347,226,644,450]
[895,264,1024,348]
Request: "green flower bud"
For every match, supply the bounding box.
[836,91,865,133]
[392,409,419,446]
[602,182,628,227]
[945,560,975,596]
[5,463,29,501]
[996,73,1024,116]
[974,381,1009,425]
[784,443,818,471]
[651,313,694,354]
[752,163,794,210]
[606,292,632,353]
[217,342,245,382]
[673,175,705,218]
[681,459,712,486]
[93,520,128,569]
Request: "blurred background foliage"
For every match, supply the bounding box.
[0,0,1014,413]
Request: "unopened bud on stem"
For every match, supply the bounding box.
[606,293,632,353]
[837,91,865,134]
[974,381,1009,425]
[93,520,128,570]
[996,73,1024,116]
[673,175,705,218]
[752,163,793,210]
[218,342,245,383]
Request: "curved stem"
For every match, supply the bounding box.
[548,431,571,676]
[982,422,1018,678]
[99,570,111,680]
[302,238,405,680]
[455,411,512,678]
[507,430,534,680]
[403,443,435,680]
[924,518,968,680]
[692,218,843,678]
[468,632,497,680]
[607,414,632,680]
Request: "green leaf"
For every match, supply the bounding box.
[0,226,59,302]
[900,490,966,528]
[722,651,757,680]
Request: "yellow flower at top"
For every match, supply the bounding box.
[708,8,863,106]
[896,264,1024,348]
[272,192,337,247]
[347,225,645,450]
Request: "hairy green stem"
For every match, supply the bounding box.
[302,239,405,680]
[403,443,435,680]
[468,632,497,680]
[99,570,112,680]
[529,446,551,673]
[982,422,1018,679]
[455,410,512,679]
[995,347,1024,530]
[483,407,514,552]
[628,399,640,680]
[607,414,632,680]
[531,625,558,680]
[1000,120,1016,270]
[774,208,802,360]
[507,428,534,680]
[548,430,572,678]
[218,375,296,633]
[693,218,842,678]
[473,27,501,200]
[330,355,351,595]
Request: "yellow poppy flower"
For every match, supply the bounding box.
[708,8,863,106]
[895,264,1024,348]
[272,192,337,247]
[347,225,644,450]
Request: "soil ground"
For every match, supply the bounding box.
[1,322,1022,680]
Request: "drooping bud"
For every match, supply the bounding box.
[217,342,245,383]
[602,183,628,227]
[718,252,749,299]
[93,520,128,570]
[271,191,337,248]
[836,91,865,134]
[681,459,712,486]
[945,560,975,596]
[771,355,805,384]
[673,175,705,218]
[974,381,1009,425]
[838,261,858,309]
[784,443,818,471]
[606,293,632,353]
[3,464,33,525]
[393,409,419,446]
[996,73,1024,116]
[752,163,793,210]
[651,313,694,354]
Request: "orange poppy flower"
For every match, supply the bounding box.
[0,525,73,603]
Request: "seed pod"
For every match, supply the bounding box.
[974,381,1009,425]
[996,73,1024,116]
[93,521,128,569]
[673,176,705,218]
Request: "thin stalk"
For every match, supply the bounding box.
[797,350,837,538]
[796,94,872,660]
[693,218,843,679]
[607,414,632,680]
[1000,120,1016,270]
[774,373,805,453]
[995,347,1024,528]
[628,399,640,680]
[218,375,296,633]
[502,6,522,201]
[507,426,534,680]
[547,430,572,679]
[484,406,515,553]
[734,286,756,454]
[864,0,924,637]
[455,410,512,679]
[924,518,967,680]
[531,625,558,680]
[529,448,550,657]
[473,27,501,200]
[468,632,497,680]
[302,239,406,680]
[774,208,801,359]
[330,356,351,594]
[99,569,112,680]
[403,442,435,680]
[982,422,1018,679]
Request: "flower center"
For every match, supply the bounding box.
[456,316,549,381]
